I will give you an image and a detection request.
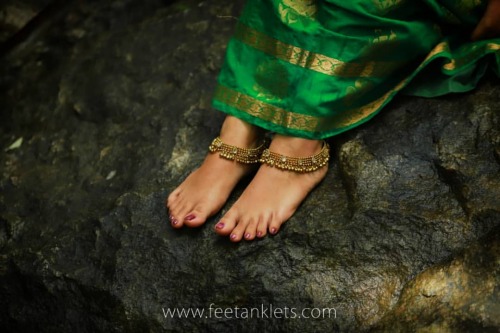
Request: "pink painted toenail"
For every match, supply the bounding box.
[257,231,263,237]
[244,233,251,239]
[230,234,237,240]
[171,219,179,226]
[169,215,174,221]
[185,214,196,221]
[270,227,277,235]
[215,222,225,229]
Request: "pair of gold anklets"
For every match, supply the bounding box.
[208,136,329,173]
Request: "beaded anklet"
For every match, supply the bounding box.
[208,137,268,164]
[259,141,330,172]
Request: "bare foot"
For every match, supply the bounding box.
[214,135,329,242]
[166,116,262,228]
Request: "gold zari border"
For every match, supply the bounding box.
[443,42,500,71]
[214,83,403,133]
[215,40,500,135]
[234,23,399,78]
[215,85,321,131]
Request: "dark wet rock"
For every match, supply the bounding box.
[371,226,500,332]
[0,0,52,42]
[0,0,499,332]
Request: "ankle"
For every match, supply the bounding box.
[270,135,323,156]
[219,116,263,147]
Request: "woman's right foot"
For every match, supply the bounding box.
[166,115,262,228]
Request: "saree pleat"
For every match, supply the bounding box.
[212,0,500,139]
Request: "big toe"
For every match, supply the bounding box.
[214,210,239,236]
[183,207,210,228]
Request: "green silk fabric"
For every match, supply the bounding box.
[212,0,500,139]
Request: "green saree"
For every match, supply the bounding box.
[212,0,500,139]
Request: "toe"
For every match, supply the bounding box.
[255,213,271,238]
[268,214,286,235]
[229,217,251,242]
[167,188,181,207]
[170,200,189,228]
[243,218,259,241]
[169,214,182,228]
[183,206,209,228]
[268,216,283,236]
[215,210,239,236]
[167,191,183,225]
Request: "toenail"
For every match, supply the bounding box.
[169,215,174,221]
[171,219,179,226]
[185,214,196,221]
[215,222,225,229]
[257,231,263,237]
[230,234,237,240]
[270,227,277,235]
[244,233,251,239]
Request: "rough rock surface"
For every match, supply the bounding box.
[0,0,52,43]
[372,227,500,332]
[0,0,499,332]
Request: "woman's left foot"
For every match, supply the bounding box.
[214,135,329,242]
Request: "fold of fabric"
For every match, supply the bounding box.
[212,0,500,139]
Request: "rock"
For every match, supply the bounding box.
[0,0,499,332]
[371,226,500,332]
[0,0,51,43]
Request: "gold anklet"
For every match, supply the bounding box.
[209,136,268,164]
[259,141,330,172]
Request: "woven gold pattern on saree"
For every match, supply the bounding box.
[278,0,317,24]
[443,43,500,71]
[215,39,500,136]
[234,23,400,78]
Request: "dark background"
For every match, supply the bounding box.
[0,1,499,332]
